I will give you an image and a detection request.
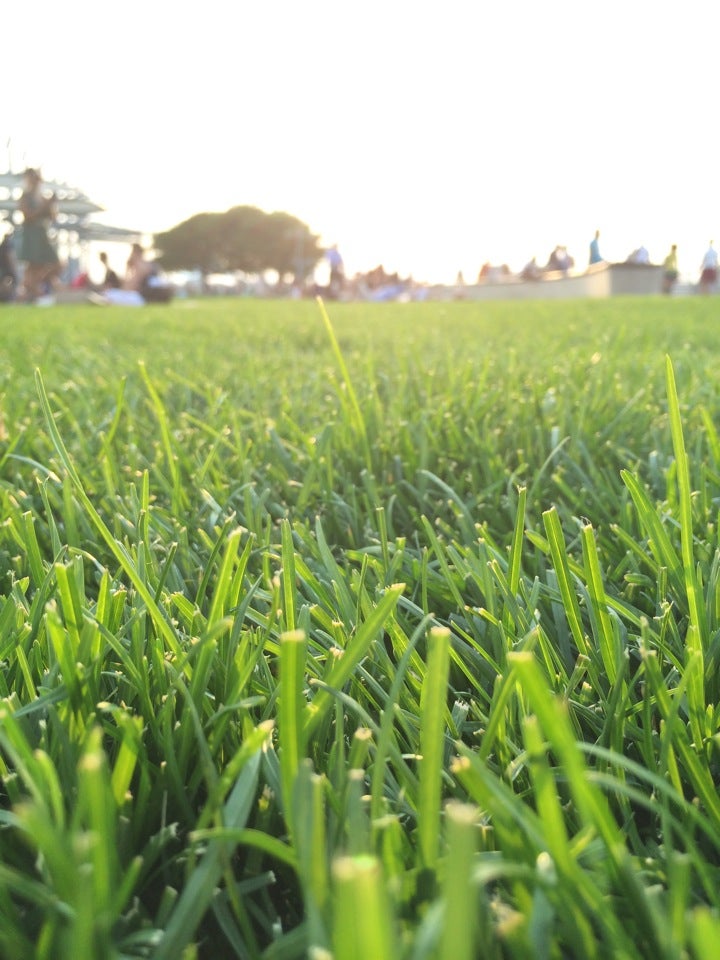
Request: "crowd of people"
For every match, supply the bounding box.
[0,168,171,305]
[88,243,172,306]
[315,235,717,300]
[311,247,412,302]
[3,178,720,304]
[474,231,719,296]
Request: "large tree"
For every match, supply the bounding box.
[155,206,322,281]
[154,212,226,274]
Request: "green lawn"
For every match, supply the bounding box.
[1,296,720,959]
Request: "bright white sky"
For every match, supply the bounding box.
[5,0,720,282]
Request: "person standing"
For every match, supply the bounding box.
[589,229,602,265]
[18,168,60,302]
[662,244,679,294]
[0,229,18,302]
[326,244,344,298]
[699,241,718,294]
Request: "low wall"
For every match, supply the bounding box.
[427,261,662,301]
[607,263,663,295]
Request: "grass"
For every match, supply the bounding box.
[1,295,720,957]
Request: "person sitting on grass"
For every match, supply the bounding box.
[99,251,121,290]
[125,243,172,302]
[89,244,147,305]
[125,243,154,295]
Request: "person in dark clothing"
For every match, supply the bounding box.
[0,231,18,302]
[99,251,121,289]
[18,168,60,301]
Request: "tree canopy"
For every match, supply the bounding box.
[155,206,323,280]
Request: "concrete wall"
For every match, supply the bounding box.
[428,261,662,301]
[607,263,663,295]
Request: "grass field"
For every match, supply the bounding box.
[1,296,720,959]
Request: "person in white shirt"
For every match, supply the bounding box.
[627,245,650,264]
[700,241,718,294]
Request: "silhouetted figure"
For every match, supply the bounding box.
[99,251,121,289]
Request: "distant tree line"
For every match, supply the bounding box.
[154,206,323,282]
